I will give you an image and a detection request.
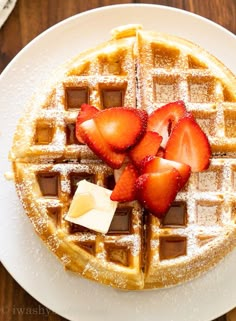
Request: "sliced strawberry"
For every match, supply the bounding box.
[147,100,186,148]
[113,156,131,183]
[141,156,191,189]
[114,162,127,183]
[128,131,162,167]
[165,113,211,172]
[94,107,148,152]
[77,103,99,122]
[76,104,99,143]
[135,170,181,218]
[111,163,138,202]
[156,147,165,158]
[78,119,125,169]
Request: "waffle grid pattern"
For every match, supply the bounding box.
[137,31,236,153]
[12,36,136,161]
[11,27,236,289]
[14,161,143,288]
[136,31,236,287]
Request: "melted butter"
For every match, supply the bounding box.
[65,180,118,234]
[68,192,95,218]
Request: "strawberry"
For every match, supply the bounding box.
[76,104,99,143]
[165,113,211,172]
[156,147,165,158]
[94,107,148,152]
[147,100,186,148]
[78,119,125,169]
[141,156,191,189]
[114,162,128,183]
[128,131,162,167]
[135,170,181,218]
[111,163,138,202]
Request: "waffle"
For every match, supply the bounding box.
[10,25,236,290]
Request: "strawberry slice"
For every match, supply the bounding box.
[94,107,148,152]
[114,161,128,183]
[111,163,138,202]
[76,104,99,143]
[141,156,191,189]
[78,119,125,169]
[156,147,165,158]
[135,170,181,218]
[165,113,211,172]
[147,100,186,148]
[128,131,162,167]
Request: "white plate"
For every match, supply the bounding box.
[0,4,235,321]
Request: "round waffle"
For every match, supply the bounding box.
[10,25,236,290]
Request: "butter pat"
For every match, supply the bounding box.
[65,180,118,234]
[68,192,95,218]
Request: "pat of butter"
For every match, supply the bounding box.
[65,180,118,234]
[68,192,95,218]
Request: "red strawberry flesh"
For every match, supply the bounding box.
[156,147,165,158]
[76,104,99,143]
[147,100,186,148]
[78,119,125,169]
[111,163,138,202]
[141,156,191,189]
[94,107,148,152]
[165,113,211,172]
[135,170,181,217]
[129,131,162,167]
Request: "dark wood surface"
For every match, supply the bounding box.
[0,1,235,320]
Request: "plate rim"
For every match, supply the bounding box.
[0,4,236,321]
[1,3,236,79]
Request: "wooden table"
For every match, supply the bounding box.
[0,1,235,320]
